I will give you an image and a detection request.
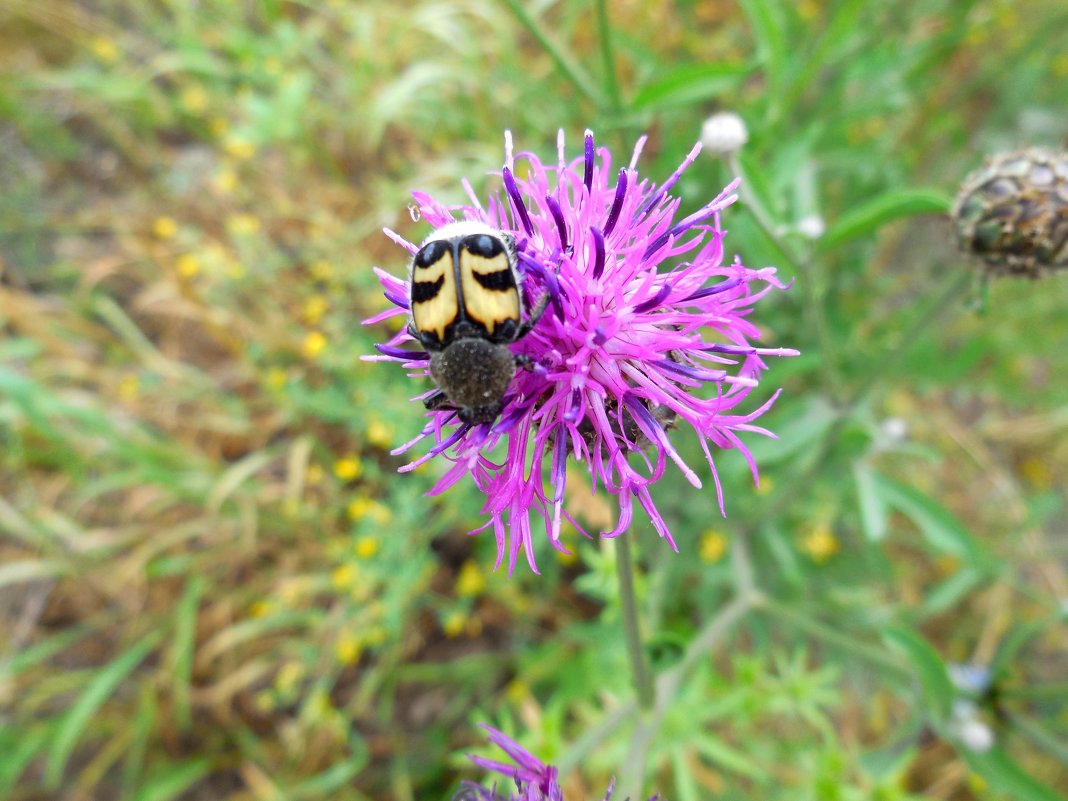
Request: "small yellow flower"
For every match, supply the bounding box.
[274,662,303,694]
[152,216,178,239]
[366,419,393,449]
[699,530,729,563]
[224,137,256,160]
[505,679,530,704]
[212,166,237,194]
[227,213,261,236]
[331,563,359,590]
[89,36,120,63]
[755,476,774,496]
[355,535,379,559]
[117,374,140,402]
[265,367,288,389]
[302,331,327,359]
[208,116,229,138]
[456,560,485,597]
[1019,456,1052,490]
[249,600,272,618]
[309,260,334,281]
[302,295,329,324]
[180,85,209,114]
[334,456,363,481]
[443,611,466,638]
[347,496,391,524]
[335,633,362,665]
[176,253,200,278]
[800,522,840,563]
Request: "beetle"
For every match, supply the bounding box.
[407,221,547,425]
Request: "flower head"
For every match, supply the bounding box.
[454,724,656,801]
[366,130,796,573]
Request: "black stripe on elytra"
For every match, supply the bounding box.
[461,234,506,259]
[473,269,517,292]
[413,240,449,270]
[411,276,444,303]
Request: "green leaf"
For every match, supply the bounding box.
[821,188,952,249]
[130,758,213,801]
[629,63,751,111]
[669,747,700,801]
[171,577,204,731]
[961,746,1065,801]
[692,732,763,778]
[46,630,163,788]
[882,626,953,722]
[738,0,787,94]
[853,464,887,542]
[873,475,987,566]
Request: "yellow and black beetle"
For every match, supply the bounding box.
[407,221,547,425]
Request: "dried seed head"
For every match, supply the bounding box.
[951,147,1068,278]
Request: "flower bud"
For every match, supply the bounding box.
[700,111,749,156]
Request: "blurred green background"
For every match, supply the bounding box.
[1,0,1067,799]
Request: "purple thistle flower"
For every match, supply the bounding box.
[365,130,796,573]
[454,723,657,801]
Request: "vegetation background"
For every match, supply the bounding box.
[1,0,1067,799]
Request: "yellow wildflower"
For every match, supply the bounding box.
[335,633,362,666]
[224,137,256,160]
[366,419,393,449]
[334,456,363,481]
[180,85,209,114]
[249,600,272,618]
[456,560,485,597]
[699,530,729,563]
[331,563,358,590]
[302,331,327,359]
[227,213,260,236]
[266,367,287,389]
[309,260,334,281]
[800,522,840,563]
[89,36,120,63]
[176,253,200,278]
[208,116,229,138]
[755,475,775,496]
[355,536,379,559]
[117,375,140,402]
[152,216,178,239]
[443,611,466,638]
[302,295,329,324]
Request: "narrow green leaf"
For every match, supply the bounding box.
[961,746,1065,801]
[629,63,751,111]
[738,0,787,93]
[290,756,368,799]
[46,630,163,788]
[821,189,952,250]
[692,733,763,778]
[669,747,700,801]
[0,727,49,795]
[920,568,983,616]
[882,626,953,722]
[171,576,204,731]
[874,475,987,565]
[853,464,887,542]
[130,758,213,801]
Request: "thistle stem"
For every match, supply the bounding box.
[615,534,655,710]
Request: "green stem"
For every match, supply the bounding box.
[727,152,845,401]
[616,535,654,710]
[499,0,605,109]
[595,0,622,112]
[752,266,974,529]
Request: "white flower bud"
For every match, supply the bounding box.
[700,112,749,156]
[796,214,826,240]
